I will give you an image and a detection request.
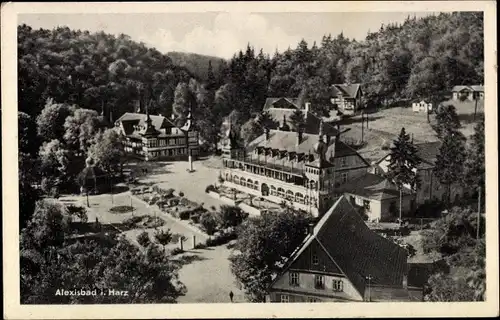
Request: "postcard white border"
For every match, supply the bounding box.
[2,1,498,319]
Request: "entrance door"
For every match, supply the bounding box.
[261,183,269,196]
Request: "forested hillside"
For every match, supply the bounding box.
[18,25,198,120]
[18,12,483,149]
[167,51,226,82]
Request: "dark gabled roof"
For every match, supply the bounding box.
[331,84,361,99]
[375,141,441,170]
[263,97,300,110]
[266,108,337,135]
[115,113,177,135]
[247,130,363,160]
[343,173,412,201]
[272,196,408,296]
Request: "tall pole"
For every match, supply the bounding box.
[474,96,479,121]
[399,187,403,226]
[366,275,372,302]
[477,186,481,240]
[361,112,365,143]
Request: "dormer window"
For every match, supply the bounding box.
[340,157,347,168]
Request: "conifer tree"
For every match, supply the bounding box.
[289,108,306,132]
[387,127,421,223]
[435,130,466,206]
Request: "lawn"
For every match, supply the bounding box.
[338,100,484,162]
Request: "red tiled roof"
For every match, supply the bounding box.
[272,196,408,296]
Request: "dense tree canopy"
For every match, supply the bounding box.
[20,200,186,304]
[18,25,196,120]
[229,209,312,302]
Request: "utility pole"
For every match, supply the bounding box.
[474,95,479,121]
[361,112,365,143]
[477,186,482,240]
[366,275,373,302]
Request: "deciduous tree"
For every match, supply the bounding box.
[229,209,311,302]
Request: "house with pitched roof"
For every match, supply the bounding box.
[221,120,370,217]
[330,83,364,115]
[451,85,484,101]
[267,196,423,302]
[342,173,414,222]
[114,111,199,161]
[372,141,463,206]
[262,97,338,135]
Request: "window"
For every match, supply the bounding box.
[308,297,320,302]
[289,272,299,286]
[312,254,319,265]
[314,275,325,289]
[341,172,348,184]
[280,295,289,303]
[332,280,343,292]
[340,157,347,168]
[363,200,370,211]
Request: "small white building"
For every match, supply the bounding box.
[412,100,432,113]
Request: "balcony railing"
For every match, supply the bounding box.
[227,156,305,177]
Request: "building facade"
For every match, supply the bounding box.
[330,84,363,115]
[221,121,370,217]
[373,141,464,206]
[267,196,423,302]
[451,85,484,101]
[115,111,199,161]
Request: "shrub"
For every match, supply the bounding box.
[154,228,173,247]
[171,233,182,244]
[67,205,88,222]
[136,231,151,247]
[216,205,249,229]
[415,200,445,218]
[205,185,217,193]
[179,191,184,197]
[205,230,238,247]
[179,210,191,220]
[210,205,216,211]
[170,248,184,255]
[200,212,218,235]
[190,214,200,224]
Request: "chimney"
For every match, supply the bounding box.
[305,102,311,113]
[171,113,175,120]
[307,222,315,235]
[265,127,270,140]
[297,130,303,145]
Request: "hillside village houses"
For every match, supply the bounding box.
[412,100,433,113]
[372,141,464,206]
[267,196,424,302]
[220,91,459,222]
[330,83,364,115]
[114,103,199,162]
[451,85,484,101]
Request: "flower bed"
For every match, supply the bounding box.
[109,205,135,214]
